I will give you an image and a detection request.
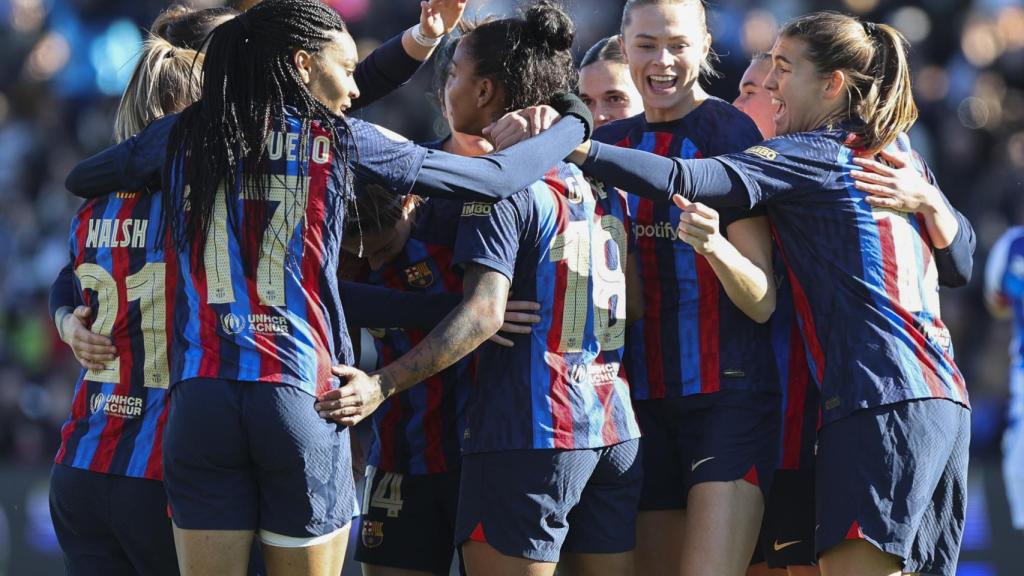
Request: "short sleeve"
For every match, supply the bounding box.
[715,136,834,206]
[345,118,428,196]
[452,191,531,282]
[986,230,1024,300]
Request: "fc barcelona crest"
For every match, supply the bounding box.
[361,520,384,548]
[404,261,434,288]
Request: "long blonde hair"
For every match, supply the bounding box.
[113,35,202,143]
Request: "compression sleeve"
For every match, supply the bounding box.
[407,117,587,201]
[65,114,177,199]
[933,206,976,288]
[341,281,459,329]
[579,140,753,207]
[49,262,79,320]
[350,32,423,112]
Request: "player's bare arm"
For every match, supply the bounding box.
[673,195,776,324]
[317,263,510,426]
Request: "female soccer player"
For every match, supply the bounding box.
[578,35,643,128]
[986,226,1024,539]
[47,21,206,576]
[566,11,974,576]
[64,1,597,575]
[319,3,642,575]
[581,2,781,575]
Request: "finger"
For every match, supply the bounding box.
[864,196,902,210]
[73,305,93,320]
[530,108,544,136]
[853,181,896,197]
[80,360,109,371]
[73,343,117,360]
[851,157,895,177]
[499,322,533,335]
[679,212,715,232]
[339,415,363,427]
[505,300,541,312]
[482,123,494,136]
[318,388,343,401]
[331,365,362,378]
[488,334,515,348]
[76,330,116,349]
[503,312,541,324]
[677,222,710,240]
[877,148,908,169]
[672,194,690,211]
[849,169,892,187]
[688,201,718,220]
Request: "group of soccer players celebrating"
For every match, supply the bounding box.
[46,0,977,575]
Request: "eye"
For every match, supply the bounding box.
[609,95,627,104]
[671,43,687,51]
[636,43,655,50]
[581,96,594,106]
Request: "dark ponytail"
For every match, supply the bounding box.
[462,0,577,111]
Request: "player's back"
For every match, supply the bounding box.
[57,190,173,480]
[722,127,968,423]
[456,163,640,453]
[174,113,346,396]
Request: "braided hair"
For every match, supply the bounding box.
[162,0,354,259]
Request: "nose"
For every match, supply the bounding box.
[350,80,361,100]
[763,70,779,92]
[655,48,673,67]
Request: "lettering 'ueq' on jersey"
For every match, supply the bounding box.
[719,128,969,423]
[363,198,469,475]
[453,164,641,453]
[593,98,778,400]
[56,191,175,481]
[173,113,425,396]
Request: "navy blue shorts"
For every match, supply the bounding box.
[163,378,354,539]
[49,463,178,576]
[760,467,816,568]
[455,439,642,563]
[354,467,463,575]
[816,398,969,576]
[633,390,781,510]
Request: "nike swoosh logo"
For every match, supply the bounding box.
[691,456,715,471]
[773,540,801,552]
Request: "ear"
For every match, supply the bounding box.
[823,69,845,101]
[476,77,498,110]
[617,35,629,64]
[292,49,314,85]
[702,32,713,60]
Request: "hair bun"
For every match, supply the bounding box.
[524,0,574,53]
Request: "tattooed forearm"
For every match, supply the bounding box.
[376,264,510,396]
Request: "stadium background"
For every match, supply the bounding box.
[0,0,1019,573]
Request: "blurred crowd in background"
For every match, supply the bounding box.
[0,0,1021,516]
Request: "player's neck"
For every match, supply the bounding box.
[445,131,493,157]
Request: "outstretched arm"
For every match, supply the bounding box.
[316,264,509,426]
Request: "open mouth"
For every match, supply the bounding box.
[647,74,679,95]
[771,97,786,123]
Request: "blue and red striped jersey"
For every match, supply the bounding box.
[453,164,641,453]
[719,128,969,424]
[593,98,778,399]
[56,191,175,480]
[364,198,470,474]
[171,113,426,396]
[770,261,819,470]
[985,226,1024,427]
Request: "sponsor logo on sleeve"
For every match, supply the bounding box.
[461,202,492,217]
[745,145,778,161]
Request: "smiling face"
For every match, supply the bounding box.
[296,30,361,115]
[579,60,644,128]
[621,2,710,123]
[733,57,776,139]
[764,35,844,136]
